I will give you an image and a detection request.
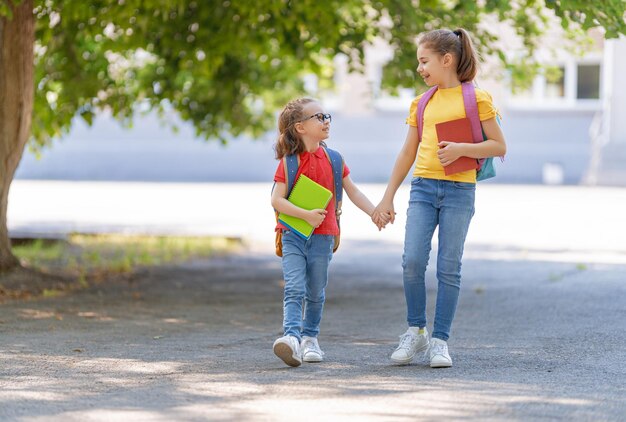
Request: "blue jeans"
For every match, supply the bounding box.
[402,177,475,341]
[281,231,334,340]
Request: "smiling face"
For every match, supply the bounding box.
[416,44,454,87]
[296,101,331,143]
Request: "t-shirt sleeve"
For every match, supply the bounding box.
[342,161,350,179]
[476,89,497,121]
[405,95,422,127]
[273,159,285,183]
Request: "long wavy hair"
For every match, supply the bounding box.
[274,97,321,159]
[418,28,479,83]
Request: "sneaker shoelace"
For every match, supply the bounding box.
[431,342,447,357]
[396,333,417,351]
[304,339,324,356]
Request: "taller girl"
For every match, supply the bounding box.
[373,28,506,368]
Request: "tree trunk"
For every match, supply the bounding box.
[0,0,34,271]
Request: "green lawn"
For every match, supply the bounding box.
[11,234,241,295]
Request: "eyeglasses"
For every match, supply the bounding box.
[299,113,332,123]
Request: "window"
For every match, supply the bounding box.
[577,64,600,99]
[508,57,602,110]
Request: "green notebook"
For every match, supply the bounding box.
[278,174,333,239]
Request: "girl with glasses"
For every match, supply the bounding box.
[270,98,390,367]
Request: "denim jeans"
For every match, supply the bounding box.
[402,177,475,341]
[281,230,334,340]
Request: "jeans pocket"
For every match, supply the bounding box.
[411,177,424,185]
[452,181,476,190]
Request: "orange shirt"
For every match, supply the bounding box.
[274,147,350,235]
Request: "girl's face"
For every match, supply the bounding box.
[416,45,453,86]
[297,102,331,142]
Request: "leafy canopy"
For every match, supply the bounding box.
[27,0,626,147]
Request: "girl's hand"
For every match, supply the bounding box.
[305,209,327,228]
[375,200,396,223]
[437,141,463,167]
[373,212,391,230]
[373,199,396,230]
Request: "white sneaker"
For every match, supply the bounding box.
[390,327,429,365]
[301,336,325,363]
[429,337,452,368]
[273,335,302,367]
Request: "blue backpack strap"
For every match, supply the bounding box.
[271,154,299,210]
[322,147,343,209]
[323,146,344,253]
[284,154,299,196]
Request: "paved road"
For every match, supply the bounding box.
[2,182,625,420]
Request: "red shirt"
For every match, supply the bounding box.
[274,147,350,236]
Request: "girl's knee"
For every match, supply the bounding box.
[436,270,461,289]
[305,292,325,304]
[402,255,428,278]
[284,283,306,299]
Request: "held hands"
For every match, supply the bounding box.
[437,141,462,167]
[371,199,396,231]
[372,212,392,231]
[305,209,327,228]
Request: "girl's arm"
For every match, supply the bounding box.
[342,175,376,217]
[271,182,327,228]
[375,125,420,224]
[343,175,391,231]
[437,117,507,166]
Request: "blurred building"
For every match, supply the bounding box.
[325,32,626,186]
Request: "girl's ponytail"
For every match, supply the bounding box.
[418,28,479,83]
[454,28,478,83]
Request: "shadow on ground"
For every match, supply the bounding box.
[1,240,625,421]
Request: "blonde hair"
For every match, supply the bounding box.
[274,97,317,159]
[418,28,479,83]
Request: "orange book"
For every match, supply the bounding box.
[435,117,479,176]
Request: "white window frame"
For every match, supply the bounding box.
[507,54,603,111]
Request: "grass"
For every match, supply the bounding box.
[12,234,241,281]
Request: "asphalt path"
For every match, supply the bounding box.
[2,182,625,420]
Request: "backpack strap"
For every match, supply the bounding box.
[272,154,300,211]
[416,86,438,143]
[323,146,343,253]
[284,154,299,195]
[461,82,483,142]
[461,82,488,169]
[322,147,344,212]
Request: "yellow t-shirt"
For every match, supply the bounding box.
[406,85,497,183]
